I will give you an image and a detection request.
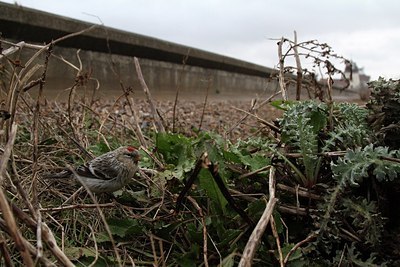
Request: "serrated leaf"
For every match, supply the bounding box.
[273,211,284,234]
[186,222,203,243]
[332,144,400,186]
[279,101,327,186]
[247,198,267,220]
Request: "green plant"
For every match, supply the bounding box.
[279,101,327,187]
[323,102,370,151]
[332,144,400,186]
[278,101,370,188]
[367,77,400,149]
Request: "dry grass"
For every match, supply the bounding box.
[0,29,362,266]
[0,31,285,266]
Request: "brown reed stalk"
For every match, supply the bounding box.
[0,124,34,266]
[134,57,165,133]
[239,166,277,267]
[198,75,212,131]
[293,31,303,100]
[278,38,289,101]
[172,51,190,133]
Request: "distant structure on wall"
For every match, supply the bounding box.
[344,61,370,93]
[320,61,371,100]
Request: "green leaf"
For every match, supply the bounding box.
[156,132,197,180]
[39,137,59,146]
[89,142,111,155]
[223,150,242,163]
[331,144,400,186]
[218,229,242,247]
[240,154,270,172]
[323,103,369,151]
[247,198,267,220]
[177,244,200,267]
[273,211,284,234]
[270,99,295,110]
[156,132,193,166]
[281,243,303,262]
[309,107,327,133]
[219,251,236,267]
[95,232,111,243]
[186,222,203,244]
[106,218,142,238]
[64,247,96,260]
[198,169,228,214]
[113,189,149,203]
[279,101,327,186]
[75,257,109,267]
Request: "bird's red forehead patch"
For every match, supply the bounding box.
[127,146,137,152]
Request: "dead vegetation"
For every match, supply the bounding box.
[0,29,284,266]
[1,29,398,267]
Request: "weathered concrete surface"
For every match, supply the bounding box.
[0,2,280,101]
[0,2,359,101]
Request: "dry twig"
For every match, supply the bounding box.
[10,203,74,266]
[0,218,55,266]
[283,232,317,264]
[271,216,284,267]
[134,57,165,133]
[187,196,209,267]
[293,31,303,100]
[239,166,278,267]
[278,38,288,101]
[0,124,34,266]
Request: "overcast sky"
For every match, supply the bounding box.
[2,0,400,80]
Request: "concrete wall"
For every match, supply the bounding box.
[46,46,272,98]
[0,2,358,101]
[0,2,278,101]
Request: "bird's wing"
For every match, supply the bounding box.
[84,157,120,180]
[74,165,104,179]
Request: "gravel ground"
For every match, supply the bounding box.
[114,98,283,141]
[18,94,283,147]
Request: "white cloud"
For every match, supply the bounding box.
[320,28,400,79]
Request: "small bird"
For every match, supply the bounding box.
[44,146,140,193]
